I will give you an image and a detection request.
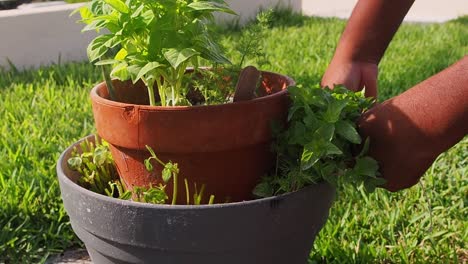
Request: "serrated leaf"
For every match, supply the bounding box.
[336,120,361,144]
[87,35,112,62]
[354,156,379,177]
[103,0,129,14]
[323,98,348,123]
[163,48,200,69]
[81,18,107,32]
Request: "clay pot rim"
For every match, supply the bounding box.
[58,135,321,210]
[90,70,294,111]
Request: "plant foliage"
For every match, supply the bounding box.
[76,0,236,106]
[254,85,386,197]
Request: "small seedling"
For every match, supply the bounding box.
[68,135,117,195]
[145,146,216,205]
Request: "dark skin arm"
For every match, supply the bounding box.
[321,0,415,98]
[358,56,468,191]
[322,0,467,191]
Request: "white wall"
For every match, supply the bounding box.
[219,0,302,24]
[0,3,96,70]
[0,0,466,70]
[302,0,468,23]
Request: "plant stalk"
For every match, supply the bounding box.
[171,171,178,205]
[146,79,157,106]
[101,66,116,101]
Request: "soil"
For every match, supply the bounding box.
[45,248,91,264]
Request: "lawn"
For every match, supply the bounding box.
[0,11,466,263]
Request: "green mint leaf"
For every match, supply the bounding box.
[323,98,348,123]
[315,123,335,142]
[301,143,321,170]
[354,156,379,177]
[324,141,342,155]
[336,120,361,144]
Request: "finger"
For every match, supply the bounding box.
[361,66,378,98]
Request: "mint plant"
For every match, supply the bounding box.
[76,0,235,106]
[253,85,386,198]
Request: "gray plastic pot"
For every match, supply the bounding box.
[57,135,335,264]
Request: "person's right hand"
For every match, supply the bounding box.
[321,59,378,98]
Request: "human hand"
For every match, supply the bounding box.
[321,59,378,98]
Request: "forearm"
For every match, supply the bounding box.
[333,0,414,64]
[389,56,468,154]
[358,56,467,191]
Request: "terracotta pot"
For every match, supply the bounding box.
[90,71,294,203]
[58,135,336,264]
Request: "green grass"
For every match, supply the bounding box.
[0,12,467,263]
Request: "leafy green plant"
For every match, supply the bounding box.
[68,137,171,204]
[253,85,386,198]
[76,0,236,106]
[68,135,117,195]
[145,146,215,205]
